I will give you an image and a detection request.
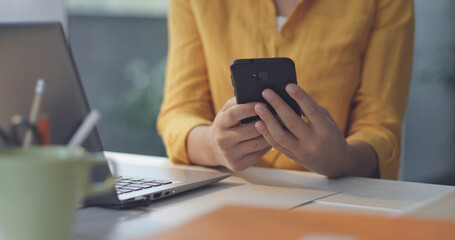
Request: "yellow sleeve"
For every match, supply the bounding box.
[157,0,214,165]
[346,0,414,179]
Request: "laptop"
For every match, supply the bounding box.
[0,23,230,209]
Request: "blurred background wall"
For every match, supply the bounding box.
[0,0,67,29]
[400,0,455,185]
[1,0,454,185]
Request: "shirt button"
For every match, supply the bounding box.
[284,31,293,39]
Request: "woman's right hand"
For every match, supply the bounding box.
[187,97,271,171]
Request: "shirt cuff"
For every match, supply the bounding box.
[161,115,212,165]
[346,131,399,180]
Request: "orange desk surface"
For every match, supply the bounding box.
[148,205,455,240]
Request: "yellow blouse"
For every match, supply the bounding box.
[157,0,414,179]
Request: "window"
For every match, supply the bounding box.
[68,0,169,156]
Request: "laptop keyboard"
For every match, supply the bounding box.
[115,176,173,195]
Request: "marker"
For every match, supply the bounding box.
[67,110,101,149]
[23,79,45,148]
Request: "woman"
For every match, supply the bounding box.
[157,0,414,179]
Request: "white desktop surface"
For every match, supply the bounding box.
[72,152,455,240]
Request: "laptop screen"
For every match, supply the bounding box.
[0,23,103,152]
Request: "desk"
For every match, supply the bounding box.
[73,152,455,240]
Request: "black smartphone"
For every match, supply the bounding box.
[230,57,301,124]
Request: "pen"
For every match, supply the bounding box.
[23,79,45,148]
[67,109,101,149]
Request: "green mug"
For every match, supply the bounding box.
[0,146,115,240]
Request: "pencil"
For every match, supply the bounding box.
[67,110,101,149]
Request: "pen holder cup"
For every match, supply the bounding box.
[0,146,116,240]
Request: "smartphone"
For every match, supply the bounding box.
[230,57,301,124]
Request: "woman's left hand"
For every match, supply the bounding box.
[254,83,352,178]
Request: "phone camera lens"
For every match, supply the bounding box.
[252,73,258,79]
[258,72,268,81]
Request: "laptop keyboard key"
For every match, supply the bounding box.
[145,183,162,187]
[122,186,142,191]
[153,180,172,185]
[130,178,144,181]
[128,184,146,189]
[115,177,173,194]
[117,190,132,195]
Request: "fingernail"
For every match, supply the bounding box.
[255,121,263,130]
[262,90,273,100]
[255,104,265,115]
[286,84,297,94]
